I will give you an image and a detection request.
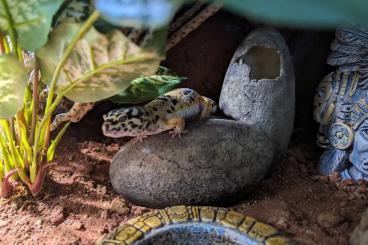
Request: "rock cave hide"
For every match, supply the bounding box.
[110,28,295,208]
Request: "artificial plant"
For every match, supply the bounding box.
[0,0,175,198]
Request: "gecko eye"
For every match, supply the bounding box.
[119,115,127,122]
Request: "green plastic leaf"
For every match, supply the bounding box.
[0,0,64,51]
[109,69,185,104]
[0,158,3,180]
[155,66,179,76]
[52,0,118,35]
[0,120,28,182]
[0,55,27,119]
[52,0,93,27]
[141,27,168,58]
[16,120,32,163]
[47,122,70,162]
[0,132,13,172]
[215,0,368,28]
[36,22,162,103]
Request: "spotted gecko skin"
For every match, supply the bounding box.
[102,88,217,141]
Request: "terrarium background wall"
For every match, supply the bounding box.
[65,10,337,209]
[163,10,334,136]
[78,9,334,139]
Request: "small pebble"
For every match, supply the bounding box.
[110,198,130,215]
[275,218,289,230]
[100,225,109,234]
[100,210,109,219]
[317,212,343,229]
[50,206,65,225]
[0,220,8,228]
[305,229,315,236]
[63,219,73,225]
[349,194,357,201]
[35,219,43,226]
[329,172,341,182]
[71,221,85,231]
[86,180,96,189]
[100,186,108,195]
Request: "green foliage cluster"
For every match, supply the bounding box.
[0,0,178,198]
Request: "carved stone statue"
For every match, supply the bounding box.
[314,26,368,180]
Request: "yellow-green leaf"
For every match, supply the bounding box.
[0,55,27,119]
[47,122,70,162]
[0,0,64,51]
[16,120,32,163]
[37,22,162,103]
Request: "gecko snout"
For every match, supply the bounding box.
[102,121,124,138]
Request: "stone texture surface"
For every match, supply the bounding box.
[219,28,295,154]
[351,208,368,245]
[110,119,273,208]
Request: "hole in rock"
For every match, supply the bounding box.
[237,46,281,80]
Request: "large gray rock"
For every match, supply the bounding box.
[110,119,273,208]
[219,28,295,154]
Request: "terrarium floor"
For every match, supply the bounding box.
[0,125,366,245]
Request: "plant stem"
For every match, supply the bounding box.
[15,111,26,145]
[0,120,28,183]
[0,132,14,173]
[2,37,10,53]
[0,33,4,54]
[31,11,100,182]
[0,169,18,198]
[27,163,55,196]
[8,118,16,144]
[28,61,39,145]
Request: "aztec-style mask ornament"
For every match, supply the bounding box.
[314,26,368,180]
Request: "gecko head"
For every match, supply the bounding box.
[208,98,218,113]
[102,107,148,138]
[202,97,217,114]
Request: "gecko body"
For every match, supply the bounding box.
[102,88,216,142]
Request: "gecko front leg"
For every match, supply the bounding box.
[130,135,148,144]
[165,117,187,138]
[50,102,95,131]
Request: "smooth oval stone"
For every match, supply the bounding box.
[110,119,273,208]
[219,28,295,154]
